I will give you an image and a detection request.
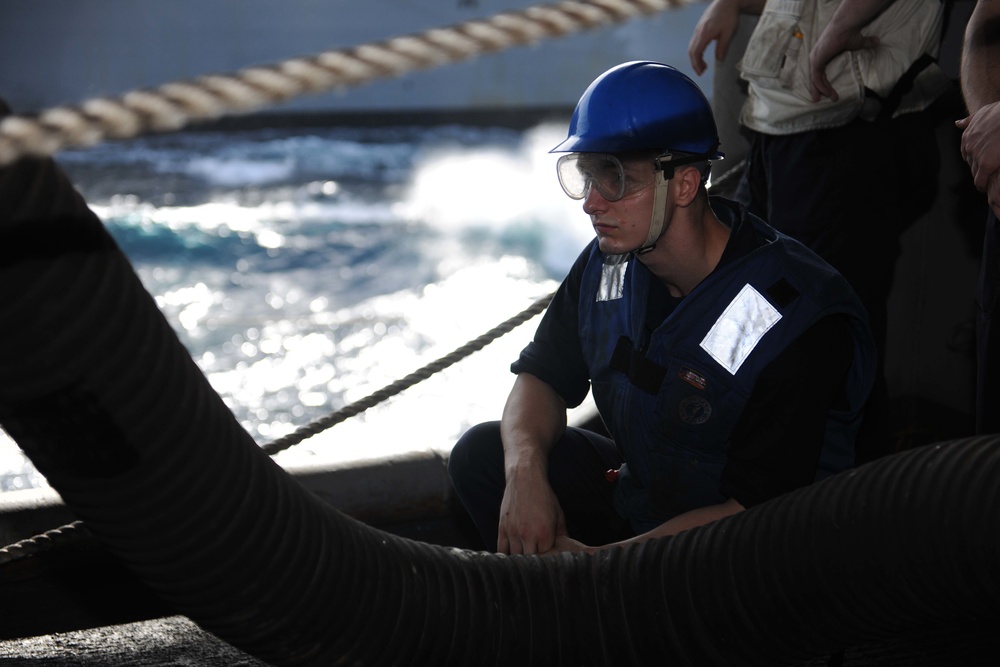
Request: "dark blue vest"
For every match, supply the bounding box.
[577,204,875,533]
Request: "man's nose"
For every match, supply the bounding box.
[582,182,608,215]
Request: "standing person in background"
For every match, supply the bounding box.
[688,0,952,463]
[703,11,758,198]
[448,61,876,555]
[956,0,1000,434]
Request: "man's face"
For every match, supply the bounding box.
[556,152,658,254]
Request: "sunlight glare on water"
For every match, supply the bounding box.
[399,123,592,269]
[0,120,600,490]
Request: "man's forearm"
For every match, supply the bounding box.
[824,0,894,35]
[496,373,570,554]
[635,497,745,541]
[499,373,567,478]
[962,0,1000,112]
[566,497,746,554]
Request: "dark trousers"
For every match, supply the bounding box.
[447,422,635,552]
[743,112,939,462]
[977,211,1000,434]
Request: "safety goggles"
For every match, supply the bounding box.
[556,153,655,202]
[556,152,711,202]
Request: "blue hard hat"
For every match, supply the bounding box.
[551,61,723,158]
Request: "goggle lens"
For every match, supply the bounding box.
[556,153,627,202]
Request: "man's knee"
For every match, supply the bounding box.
[447,421,503,490]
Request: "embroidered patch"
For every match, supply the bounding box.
[678,366,708,390]
[699,284,782,375]
[679,395,712,425]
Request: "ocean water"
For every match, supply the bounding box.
[0,121,597,492]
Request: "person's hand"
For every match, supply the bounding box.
[809,27,878,102]
[541,535,595,556]
[496,470,567,555]
[688,0,743,76]
[957,101,1000,200]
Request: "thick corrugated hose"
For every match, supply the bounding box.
[1,155,998,665]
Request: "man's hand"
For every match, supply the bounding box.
[807,0,891,101]
[496,468,567,555]
[957,101,1000,204]
[809,27,879,102]
[688,0,744,76]
[541,535,595,556]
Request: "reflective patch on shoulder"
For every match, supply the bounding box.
[699,284,782,375]
[597,253,628,301]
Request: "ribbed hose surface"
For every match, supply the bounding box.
[1,156,999,666]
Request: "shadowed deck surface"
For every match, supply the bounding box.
[2,614,999,666]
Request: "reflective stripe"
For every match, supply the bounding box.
[597,253,628,301]
[700,284,782,375]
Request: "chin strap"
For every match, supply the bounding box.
[634,173,671,255]
[634,152,717,255]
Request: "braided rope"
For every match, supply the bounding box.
[0,0,695,166]
[0,520,90,567]
[0,293,553,562]
[261,292,553,456]
[0,0,696,562]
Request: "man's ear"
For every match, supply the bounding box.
[671,165,704,207]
